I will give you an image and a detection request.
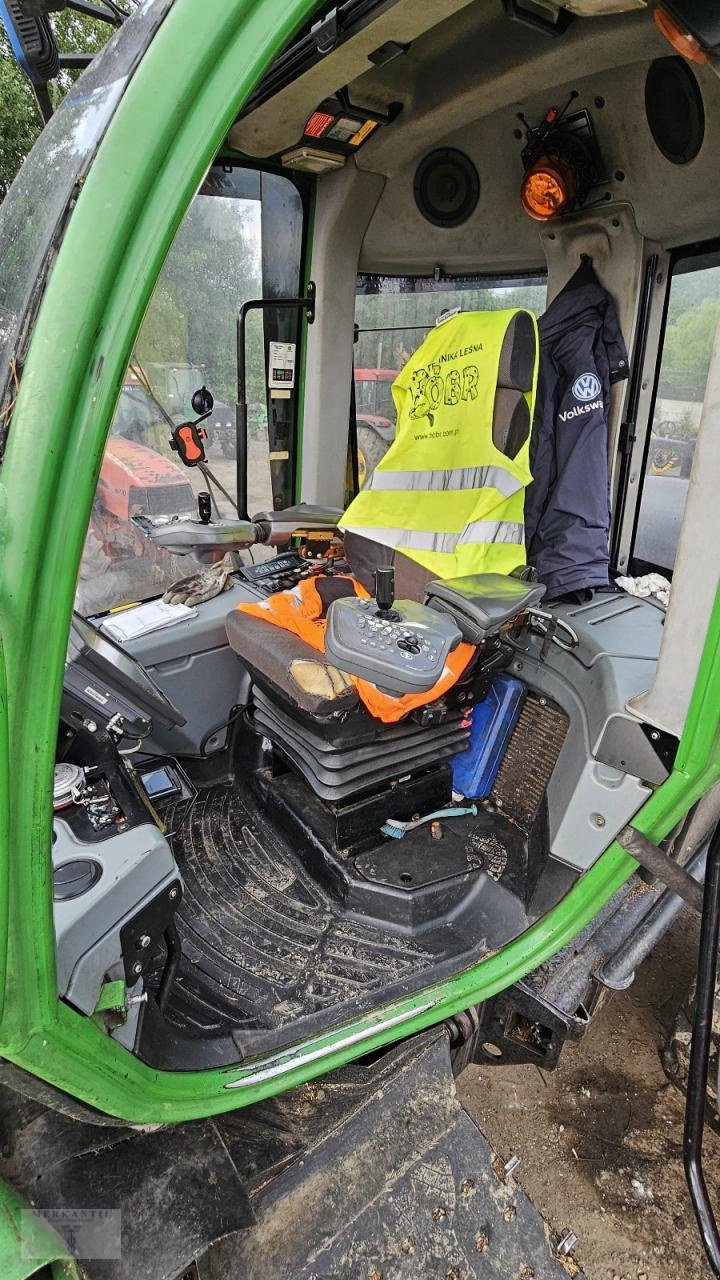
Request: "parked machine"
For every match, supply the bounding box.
[353,366,397,484]
[1,0,720,1276]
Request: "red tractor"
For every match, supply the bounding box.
[78,384,197,614]
[354,367,397,486]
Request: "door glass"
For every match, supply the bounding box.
[353,274,547,489]
[76,166,303,616]
[634,255,720,572]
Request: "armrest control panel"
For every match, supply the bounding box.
[133,515,260,561]
[325,597,462,696]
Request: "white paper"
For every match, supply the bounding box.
[100,600,197,644]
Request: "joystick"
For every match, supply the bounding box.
[374,566,399,619]
[198,492,212,525]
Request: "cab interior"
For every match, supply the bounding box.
[53,0,720,1070]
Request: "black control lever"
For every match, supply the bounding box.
[198,492,212,525]
[375,566,398,619]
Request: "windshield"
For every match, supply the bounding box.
[76,164,304,617]
[0,0,173,443]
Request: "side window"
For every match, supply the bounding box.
[76,166,304,617]
[353,275,547,490]
[634,255,720,573]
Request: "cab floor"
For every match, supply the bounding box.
[159,781,545,1058]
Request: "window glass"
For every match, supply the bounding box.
[634,255,720,572]
[0,0,173,437]
[76,166,303,616]
[353,274,547,489]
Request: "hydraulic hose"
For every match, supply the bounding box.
[156,920,182,1016]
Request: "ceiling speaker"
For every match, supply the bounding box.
[414,148,480,228]
[645,56,704,166]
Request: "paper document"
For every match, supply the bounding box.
[100,600,197,644]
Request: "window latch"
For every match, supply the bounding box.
[311,8,340,55]
[618,419,637,457]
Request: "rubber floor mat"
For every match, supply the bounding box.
[162,784,437,1043]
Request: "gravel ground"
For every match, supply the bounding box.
[458,910,718,1280]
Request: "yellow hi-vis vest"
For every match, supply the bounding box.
[340,309,539,580]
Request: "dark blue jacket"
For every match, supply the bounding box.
[524,261,629,599]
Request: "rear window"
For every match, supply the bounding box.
[353,273,546,489]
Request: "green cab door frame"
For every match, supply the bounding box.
[0,0,720,1124]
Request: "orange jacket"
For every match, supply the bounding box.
[236,574,474,724]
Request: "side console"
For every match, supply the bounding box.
[56,622,188,1033]
[53,808,180,1016]
[236,550,348,597]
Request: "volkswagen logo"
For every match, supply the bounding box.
[573,372,601,401]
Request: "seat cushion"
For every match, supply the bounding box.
[424,573,546,643]
[226,610,359,718]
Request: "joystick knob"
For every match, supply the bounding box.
[375,566,396,618]
[198,491,212,525]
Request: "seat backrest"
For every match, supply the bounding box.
[341,308,539,590]
[492,311,536,457]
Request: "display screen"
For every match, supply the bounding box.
[140,766,178,799]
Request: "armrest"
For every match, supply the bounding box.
[133,515,259,561]
[252,503,343,547]
[425,573,546,644]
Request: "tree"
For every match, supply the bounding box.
[354,280,547,372]
[0,10,113,202]
[136,195,262,405]
[661,295,720,401]
[0,28,40,201]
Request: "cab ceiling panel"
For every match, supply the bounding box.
[351,6,661,177]
[358,49,720,274]
[227,0,478,158]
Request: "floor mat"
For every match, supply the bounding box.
[162,784,439,1045]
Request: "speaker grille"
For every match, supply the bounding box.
[645,56,704,166]
[414,148,480,228]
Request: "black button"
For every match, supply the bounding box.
[398,639,420,654]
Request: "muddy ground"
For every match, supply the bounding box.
[458,909,718,1280]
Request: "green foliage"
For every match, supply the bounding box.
[135,194,263,413]
[0,28,39,201]
[660,292,720,402]
[0,12,112,202]
[136,283,189,366]
[354,281,547,371]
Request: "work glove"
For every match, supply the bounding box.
[163,554,235,607]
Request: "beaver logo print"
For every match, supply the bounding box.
[408,360,480,429]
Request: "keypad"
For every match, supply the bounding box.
[326,595,463,696]
[350,603,440,663]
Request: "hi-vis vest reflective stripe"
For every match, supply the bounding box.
[341,309,539,581]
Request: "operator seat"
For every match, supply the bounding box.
[225,310,542,800]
